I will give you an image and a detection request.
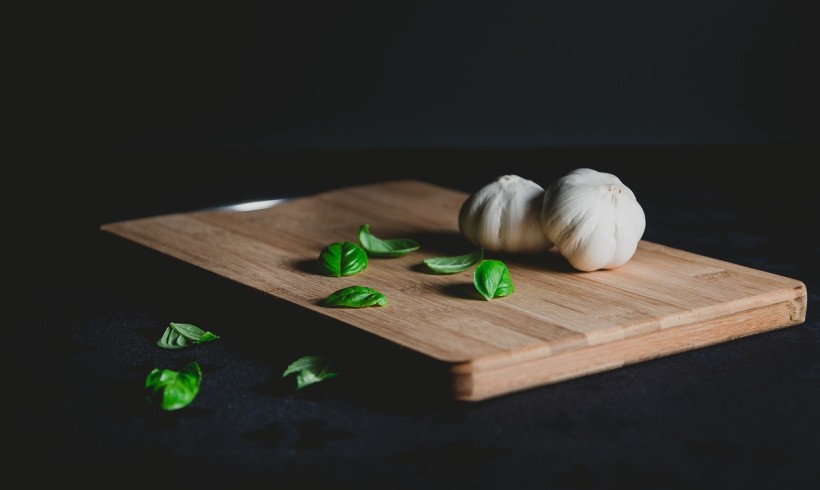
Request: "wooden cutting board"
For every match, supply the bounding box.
[101,180,807,401]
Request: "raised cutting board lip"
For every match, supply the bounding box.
[450,277,807,370]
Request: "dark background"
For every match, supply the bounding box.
[12,1,819,488]
[36,0,818,150]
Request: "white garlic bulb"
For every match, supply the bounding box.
[541,168,645,271]
[459,174,553,253]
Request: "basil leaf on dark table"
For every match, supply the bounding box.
[156,322,220,349]
[282,355,339,390]
[144,361,203,411]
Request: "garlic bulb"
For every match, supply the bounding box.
[541,168,645,271]
[459,174,553,253]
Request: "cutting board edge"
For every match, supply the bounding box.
[449,288,807,401]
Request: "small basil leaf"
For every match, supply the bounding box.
[473,259,515,300]
[322,285,388,308]
[318,241,368,277]
[156,322,220,349]
[282,355,339,390]
[156,326,190,349]
[423,248,484,274]
[144,361,202,411]
[357,224,420,258]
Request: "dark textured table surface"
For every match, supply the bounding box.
[9,147,818,488]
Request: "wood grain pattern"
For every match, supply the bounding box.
[100,180,807,401]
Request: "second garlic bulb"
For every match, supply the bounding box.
[541,168,645,271]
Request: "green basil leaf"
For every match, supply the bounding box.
[322,285,388,308]
[144,361,202,411]
[473,260,515,300]
[423,248,484,274]
[318,241,368,277]
[357,224,420,258]
[282,355,339,390]
[198,332,220,343]
[156,322,220,349]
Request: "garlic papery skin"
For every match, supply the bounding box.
[541,168,645,271]
[459,174,553,253]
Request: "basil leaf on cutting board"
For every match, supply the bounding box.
[282,355,338,390]
[423,248,484,274]
[318,241,368,277]
[473,259,515,300]
[156,322,220,349]
[144,361,202,411]
[357,224,420,258]
[322,285,388,308]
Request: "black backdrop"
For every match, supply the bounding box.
[41,1,818,151]
[10,2,820,488]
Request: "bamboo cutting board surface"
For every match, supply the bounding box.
[101,180,807,401]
